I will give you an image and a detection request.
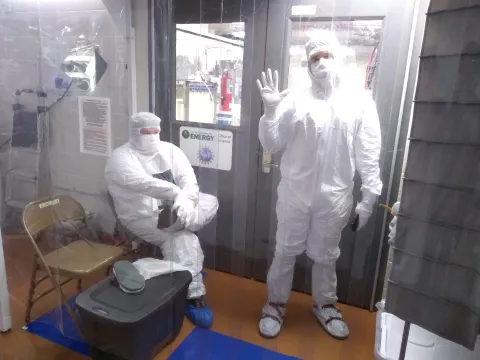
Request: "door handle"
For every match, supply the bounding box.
[262,153,278,173]
[263,162,278,168]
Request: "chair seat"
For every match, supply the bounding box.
[42,241,124,278]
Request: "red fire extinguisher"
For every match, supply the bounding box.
[220,69,233,112]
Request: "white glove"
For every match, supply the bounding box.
[355,189,379,230]
[355,190,379,230]
[173,192,196,228]
[355,202,373,231]
[256,68,283,117]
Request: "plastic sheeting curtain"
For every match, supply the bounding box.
[2,0,478,359]
[0,0,134,358]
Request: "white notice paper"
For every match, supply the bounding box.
[79,96,111,156]
[179,126,233,171]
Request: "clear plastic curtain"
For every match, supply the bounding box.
[1,0,479,360]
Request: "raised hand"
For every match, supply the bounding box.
[256,69,282,115]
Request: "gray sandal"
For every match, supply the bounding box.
[112,260,145,294]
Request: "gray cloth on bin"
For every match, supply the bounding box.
[385,0,480,350]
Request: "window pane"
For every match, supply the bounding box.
[176,23,244,126]
[288,20,383,95]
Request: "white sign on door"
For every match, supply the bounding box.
[179,126,233,171]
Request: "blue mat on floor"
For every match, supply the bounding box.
[24,298,89,356]
[168,328,299,360]
[25,297,297,360]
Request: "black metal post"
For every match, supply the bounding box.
[152,0,175,143]
[399,321,411,360]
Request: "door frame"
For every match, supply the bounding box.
[251,0,420,310]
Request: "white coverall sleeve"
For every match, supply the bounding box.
[105,150,181,201]
[258,91,295,154]
[171,144,200,204]
[354,95,383,196]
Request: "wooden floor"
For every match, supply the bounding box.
[0,233,377,360]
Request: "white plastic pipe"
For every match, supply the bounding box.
[0,230,11,332]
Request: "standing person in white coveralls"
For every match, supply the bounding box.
[105,112,218,328]
[257,30,382,339]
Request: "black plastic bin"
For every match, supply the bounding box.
[75,270,192,360]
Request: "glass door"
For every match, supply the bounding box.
[152,0,269,278]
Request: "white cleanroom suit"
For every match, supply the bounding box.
[257,30,382,339]
[105,112,218,306]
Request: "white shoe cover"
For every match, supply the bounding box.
[313,304,349,340]
[259,302,286,338]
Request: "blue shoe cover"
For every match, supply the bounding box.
[185,297,213,328]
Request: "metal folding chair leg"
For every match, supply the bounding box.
[52,276,83,339]
[25,258,38,324]
[25,257,74,325]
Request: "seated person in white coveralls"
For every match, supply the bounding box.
[105,112,218,328]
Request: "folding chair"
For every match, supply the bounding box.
[105,190,149,251]
[22,195,125,324]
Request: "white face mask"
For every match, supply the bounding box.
[130,132,161,155]
[310,58,336,81]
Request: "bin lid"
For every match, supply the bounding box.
[75,271,192,325]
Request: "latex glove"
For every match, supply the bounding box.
[173,192,196,228]
[256,68,282,117]
[355,201,374,231]
[353,189,379,231]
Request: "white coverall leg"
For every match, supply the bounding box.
[260,182,308,338]
[127,221,205,298]
[266,182,309,305]
[126,192,218,299]
[262,182,352,338]
[307,196,353,307]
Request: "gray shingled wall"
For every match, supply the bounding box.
[385,0,480,350]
